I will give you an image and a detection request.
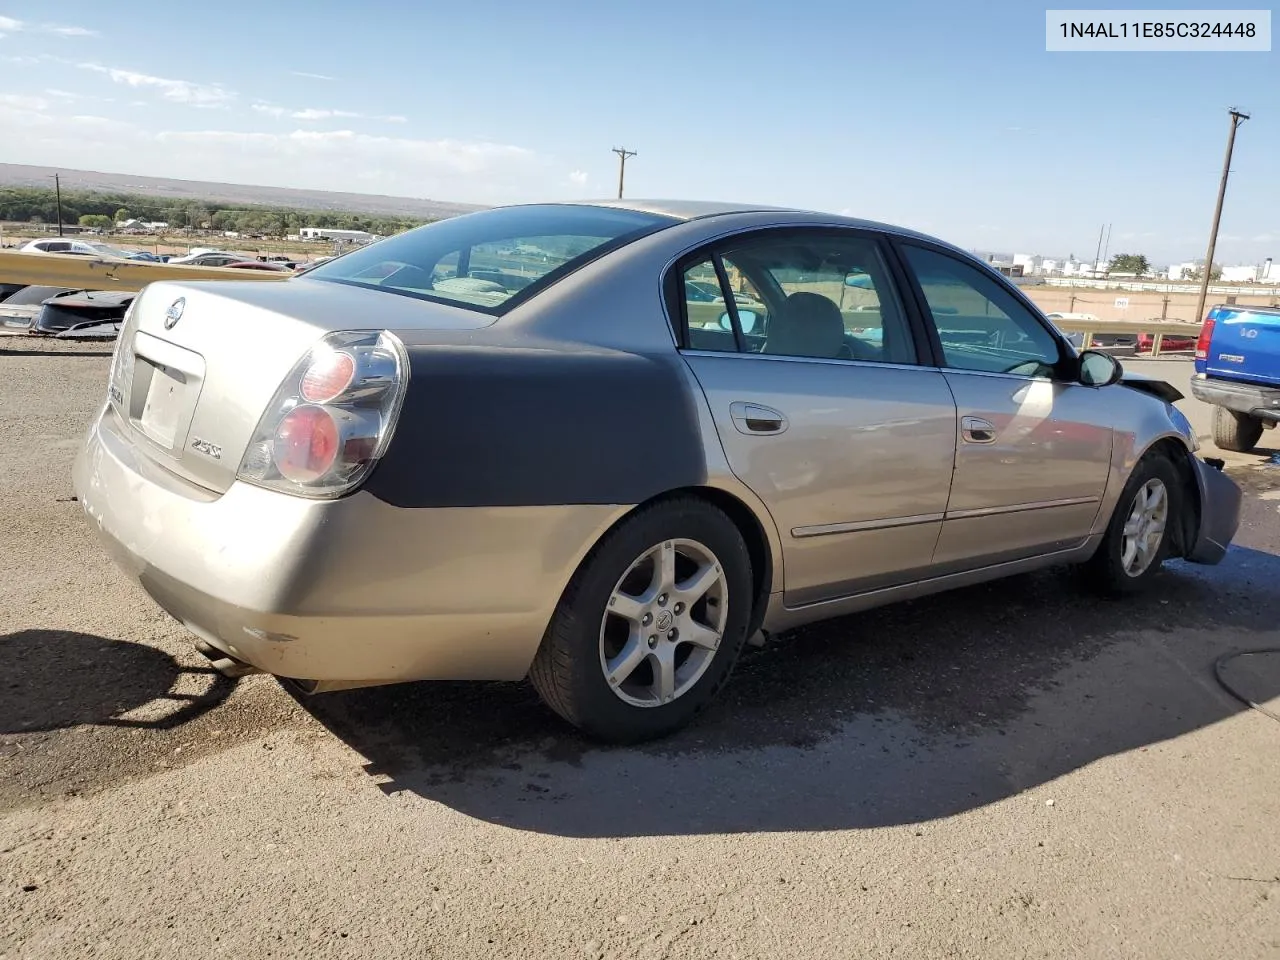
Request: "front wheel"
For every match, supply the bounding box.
[529,497,753,743]
[1085,454,1182,596]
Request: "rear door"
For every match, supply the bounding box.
[896,242,1114,569]
[1202,305,1280,385]
[676,227,958,606]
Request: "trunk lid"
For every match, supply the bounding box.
[110,277,495,494]
[1201,304,1280,386]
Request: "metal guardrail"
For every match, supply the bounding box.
[0,249,292,293]
[0,249,1205,356]
[1046,317,1203,355]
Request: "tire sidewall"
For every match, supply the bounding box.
[1096,455,1182,593]
[556,501,753,742]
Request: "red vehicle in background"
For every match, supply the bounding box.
[1136,331,1197,353]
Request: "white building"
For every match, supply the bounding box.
[1263,258,1278,282]
[1012,253,1039,275]
[1040,258,1059,274]
[1166,261,1198,280]
[299,227,377,243]
[1222,264,1260,283]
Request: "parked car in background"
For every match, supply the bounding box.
[1136,331,1197,354]
[167,251,243,267]
[74,200,1242,744]
[1191,303,1280,451]
[20,238,154,261]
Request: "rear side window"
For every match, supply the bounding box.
[679,230,917,365]
[304,204,677,315]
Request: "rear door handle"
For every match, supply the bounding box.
[730,401,788,435]
[960,416,996,444]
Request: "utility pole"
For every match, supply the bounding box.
[1195,108,1250,326]
[52,173,64,237]
[1093,223,1105,276]
[612,147,637,199]
[1101,222,1112,269]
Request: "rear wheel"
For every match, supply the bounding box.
[1212,405,1262,453]
[529,497,753,743]
[1085,454,1181,596]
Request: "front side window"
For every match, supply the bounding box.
[680,231,917,364]
[902,245,1062,377]
[305,204,677,314]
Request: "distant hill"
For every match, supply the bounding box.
[0,163,485,220]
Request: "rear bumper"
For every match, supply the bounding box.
[73,404,626,684]
[1185,455,1241,566]
[1189,375,1280,422]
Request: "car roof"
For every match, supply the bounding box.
[556,199,954,248]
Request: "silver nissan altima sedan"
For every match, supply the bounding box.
[73,200,1242,743]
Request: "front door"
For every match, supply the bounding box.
[898,243,1114,569]
[677,228,959,606]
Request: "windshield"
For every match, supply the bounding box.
[303,204,677,314]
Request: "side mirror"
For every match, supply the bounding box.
[719,310,759,334]
[1078,349,1123,387]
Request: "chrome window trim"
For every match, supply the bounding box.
[677,348,932,375]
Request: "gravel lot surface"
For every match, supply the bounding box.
[2,339,1278,959]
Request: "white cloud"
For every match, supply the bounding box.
[78,63,235,106]
[0,98,570,205]
[0,93,48,110]
[568,169,588,185]
[0,17,96,36]
[291,71,336,81]
[252,102,286,118]
[45,88,82,100]
[290,107,407,123]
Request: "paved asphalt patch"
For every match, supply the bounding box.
[1,340,1277,959]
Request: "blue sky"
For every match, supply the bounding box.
[0,0,1276,264]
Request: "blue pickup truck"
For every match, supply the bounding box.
[1191,303,1280,452]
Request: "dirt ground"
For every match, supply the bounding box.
[1,340,1278,959]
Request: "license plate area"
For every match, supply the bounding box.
[127,332,206,455]
[137,360,189,449]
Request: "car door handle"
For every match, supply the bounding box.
[730,401,788,435]
[960,416,996,444]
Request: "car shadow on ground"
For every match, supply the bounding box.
[0,630,239,809]
[0,629,234,735]
[296,540,1280,838]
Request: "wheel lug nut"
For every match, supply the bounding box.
[647,635,657,648]
[641,613,652,626]
[657,593,668,606]
[673,602,684,615]
[667,629,678,641]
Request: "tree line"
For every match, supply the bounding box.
[0,186,427,237]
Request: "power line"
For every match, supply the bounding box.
[1194,108,1250,326]
[612,147,637,199]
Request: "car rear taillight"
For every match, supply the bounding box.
[1195,317,1216,360]
[238,330,408,498]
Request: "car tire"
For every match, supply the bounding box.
[1212,405,1262,453]
[1085,453,1182,597]
[529,497,754,744]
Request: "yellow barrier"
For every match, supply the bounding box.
[0,248,292,293]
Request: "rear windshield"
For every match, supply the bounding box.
[303,204,677,314]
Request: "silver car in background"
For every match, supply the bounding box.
[73,201,1242,743]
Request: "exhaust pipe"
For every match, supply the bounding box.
[193,639,263,679]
